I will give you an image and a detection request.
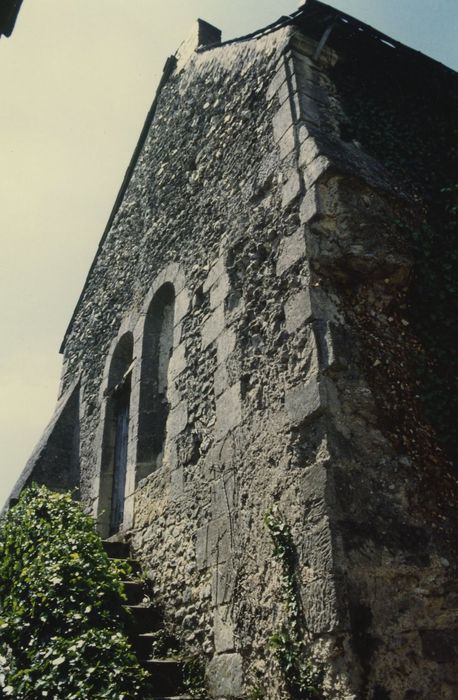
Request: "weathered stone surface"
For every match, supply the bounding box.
[170,466,184,500]
[18,12,458,700]
[276,229,306,276]
[285,374,324,425]
[196,516,231,570]
[214,605,235,653]
[210,273,230,310]
[167,400,188,438]
[168,342,187,380]
[284,288,313,333]
[206,653,243,698]
[215,382,241,438]
[212,560,235,607]
[204,257,226,293]
[281,168,302,209]
[202,305,225,349]
[272,97,295,143]
[216,328,236,366]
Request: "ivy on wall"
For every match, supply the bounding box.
[264,505,323,699]
[0,485,147,699]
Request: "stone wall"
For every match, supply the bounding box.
[16,8,458,700]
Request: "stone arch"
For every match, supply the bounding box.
[136,282,175,482]
[98,331,134,537]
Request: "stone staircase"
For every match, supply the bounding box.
[103,540,194,700]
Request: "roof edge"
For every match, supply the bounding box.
[59,54,177,353]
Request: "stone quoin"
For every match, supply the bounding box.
[7,2,458,698]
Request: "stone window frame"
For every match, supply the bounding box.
[93,262,190,536]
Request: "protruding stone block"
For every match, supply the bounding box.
[214,605,235,653]
[273,98,295,143]
[168,342,186,380]
[285,374,324,426]
[170,467,184,500]
[210,273,230,309]
[167,401,188,438]
[276,229,306,276]
[202,305,225,349]
[206,653,243,698]
[284,289,313,333]
[204,256,226,293]
[282,169,302,209]
[216,382,241,437]
[212,560,235,606]
[196,516,231,570]
[216,328,236,365]
[174,288,191,325]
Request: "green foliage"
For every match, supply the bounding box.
[264,506,323,699]
[182,655,209,699]
[0,485,147,699]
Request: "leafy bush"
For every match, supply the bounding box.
[0,485,147,699]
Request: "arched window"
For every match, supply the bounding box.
[100,332,134,536]
[137,283,175,481]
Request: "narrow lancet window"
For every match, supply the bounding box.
[137,283,175,481]
[100,332,134,536]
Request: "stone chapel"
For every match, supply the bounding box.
[7,1,458,697]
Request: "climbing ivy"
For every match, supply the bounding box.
[0,485,147,699]
[264,505,323,699]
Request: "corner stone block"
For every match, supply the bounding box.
[216,328,236,366]
[174,288,190,326]
[276,229,306,276]
[273,98,295,144]
[210,273,230,310]
[298,92,321,126]
[300,186,320,224]
[285,374,324,426]
[167,401,188,438]
[281,169,302,210]
[206,653,243,698]
[196,517,231,571]
[211,476,235,518]
[212,560,235,606]
[284,289,313,333]
[278,125,296,160]
[303,155,331,191]
[170,467,184,501]
[214,605,235,653]
[203,257,226,293]
[266,59,287,102]
[216,382,242,438]
[299,136,320,169]
[168,342,187,381]
[214,362,229,398]
[202,305,225,350]
[303,575,345,634]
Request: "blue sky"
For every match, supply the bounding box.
[0,0,456,507]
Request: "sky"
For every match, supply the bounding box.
[0,0,457,509]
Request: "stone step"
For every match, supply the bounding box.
[143,659,185,697]
[114,558,142,577]
[125,604,162,633]
[131,632,159,658]
[102,540,130,559]
[123,580,146,605]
